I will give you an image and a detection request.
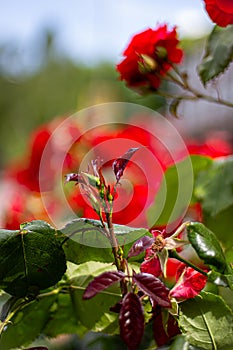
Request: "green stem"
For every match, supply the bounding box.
[169,249,208,276]
[105,212,128,296]
[0,299,30,335]
[166,65,233,109]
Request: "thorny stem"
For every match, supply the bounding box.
[169,249,208,277]
[164,65,233,109]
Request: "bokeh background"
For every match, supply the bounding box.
[1,0,232,167]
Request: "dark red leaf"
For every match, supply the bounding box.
[119,292,144,350]
[128,236,154,258]
[153,305,181,347]
[65,172,82,183]
[133,272,171,308]
[110,300,123,313]
[112,147,140,182]
[83,271,125,299]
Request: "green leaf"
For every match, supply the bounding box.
[62,218,150,265]
[43,293,87,338]
[187,222,230,274]
[207,271,233,290]
[0,220,67,297]
[68,261,121,330]
[0,295,56,350]
[147,155,212,227]
[195,156,233,216]
[198,25,233,85]
[179,292,233,350]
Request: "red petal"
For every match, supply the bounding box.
[204,0,233,26]
[140,256,162,277]
[170,266,207,300]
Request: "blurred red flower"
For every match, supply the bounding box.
[170,264,207,300]
[204,0,233,27]
[116,24,183,92]
[1,116,232,230]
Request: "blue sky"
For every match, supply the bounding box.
[0,0,213,64]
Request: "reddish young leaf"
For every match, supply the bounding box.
[153,305,181,347]
[119,292,144,350]
[83,271,125,299]
[65,172,82,183]
[133,272,171,308]
[112,147,140,182]
[128,236,154,258]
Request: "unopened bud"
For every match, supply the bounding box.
[138,54,157,73]
[156,46,167,59]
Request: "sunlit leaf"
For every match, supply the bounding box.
[147,155,212,227]
[179,292,233,350]
[62,218,150,263]
[69,261,121,329]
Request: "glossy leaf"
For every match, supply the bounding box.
[0,221,67,297]
[208,270,233,290]
[0,295,56,350]
[195,156,233,216]
[147,155,212,227]
[83,271,125,299]
[112,147,140,182]
[198,26,233,85]
[127,236,154,258]
[187,222,230,274]
[119,292,144,350]
[133,272,171,308]
[179,292,233,350]
[62,218,150,263]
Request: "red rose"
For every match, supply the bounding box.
[116,24,183,91]
[204,0,233,27]
[170,264,207,300]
